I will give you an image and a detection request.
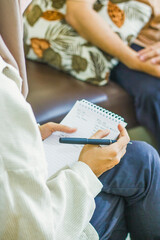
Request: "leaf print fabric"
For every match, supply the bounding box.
[26,5,42,26]
[23,0,152,86]
[52,0,66,9]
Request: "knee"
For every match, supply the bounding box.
[137,91,160,110]
[130,141,160,170]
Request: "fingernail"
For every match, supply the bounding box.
[140,56,145,61]
[151,59,156,64]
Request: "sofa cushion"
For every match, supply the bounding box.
[24,0,151,86]
[26,60,138,128]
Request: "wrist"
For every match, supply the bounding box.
[120,49,141,70]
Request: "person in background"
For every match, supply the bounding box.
[66,0,160,152]
[24,0,160,152]
[1,1,160,240]
[109,0,160,152]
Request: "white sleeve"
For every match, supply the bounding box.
[0,72,102,239]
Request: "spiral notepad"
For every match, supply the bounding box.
[43,99,127,178]
[78,99,126,127]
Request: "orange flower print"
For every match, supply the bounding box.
[108,1,125,28]
[42,11,65,21]
[31,38,50,58]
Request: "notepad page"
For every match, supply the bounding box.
[43,100,127,178]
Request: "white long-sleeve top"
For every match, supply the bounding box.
[0,56,103,240]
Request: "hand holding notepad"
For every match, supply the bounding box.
[43,99,127,178]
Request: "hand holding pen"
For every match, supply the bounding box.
[59,124,132,145]
[76,124,131,177]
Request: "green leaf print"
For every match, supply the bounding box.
[72,55,88,73]
[43,48,62,69]
[52,0,66,9]
[24,44,31,56]
[27,5,42,26]
[89,51,106,79]
[127,34,134,45]
[93,3,104,12]
[45,23,78,52]
[83,42,94,47]
[102,51,114,61]
[85,77,105,85]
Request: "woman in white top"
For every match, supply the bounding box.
[0,1,160,240]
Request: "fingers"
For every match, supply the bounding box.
[138,43,160,63]
[117,124,128,137]
[116,124,130,147]
[97,124,128,161]
[99,143,127,169]
[110,125,129,160]
[118,124,129,139]
[151,56,160,64]
[139,49,158,62]
[48,122,77,133]
[90,129,110,139]
[138,46,153,56]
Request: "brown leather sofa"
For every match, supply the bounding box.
[26,60,138,129]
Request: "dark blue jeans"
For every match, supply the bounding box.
[110,44,160,152]
[90,141,160,239]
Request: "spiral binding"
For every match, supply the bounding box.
[80,99,125,123]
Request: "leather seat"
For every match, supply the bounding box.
[26,60,138,129]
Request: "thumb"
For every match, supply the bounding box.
[118,124,129,138]
[90,129,110,139]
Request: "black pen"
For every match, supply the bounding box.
[59,138,132,145]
